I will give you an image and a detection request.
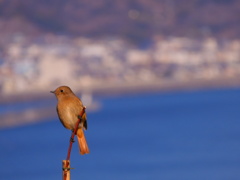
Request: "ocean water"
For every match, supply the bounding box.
[0,88,240,180]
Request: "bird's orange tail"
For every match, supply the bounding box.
[77,129,90,155]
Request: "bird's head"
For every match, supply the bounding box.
[50,86,74,99]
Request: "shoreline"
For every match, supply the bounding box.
[0,77,240,129]
[0,77,240,104]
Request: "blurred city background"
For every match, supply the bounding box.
[0,0,240,180]
[0,0,240,126]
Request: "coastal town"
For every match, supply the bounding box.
[0,34,240,99]
[0,0,240,128]
[1,0,240,100]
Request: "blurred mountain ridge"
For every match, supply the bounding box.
[0,0,240,43]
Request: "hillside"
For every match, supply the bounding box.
[0,0,239,44]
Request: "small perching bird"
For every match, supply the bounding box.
[51,86,89,155]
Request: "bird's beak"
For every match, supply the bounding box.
[50,91,55,94]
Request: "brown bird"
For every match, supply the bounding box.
[51,86,89,155]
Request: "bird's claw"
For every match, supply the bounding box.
[78,115,83,122]
[70,137,75,143]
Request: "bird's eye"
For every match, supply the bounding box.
[60,89,64,92]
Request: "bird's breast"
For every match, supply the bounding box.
[57,101,81,130]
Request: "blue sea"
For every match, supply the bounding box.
[0,88,240,180]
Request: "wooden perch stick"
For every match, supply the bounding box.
[62,106,86,180]
[62,160,70,180]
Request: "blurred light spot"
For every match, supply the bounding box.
[128,9,140,20]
